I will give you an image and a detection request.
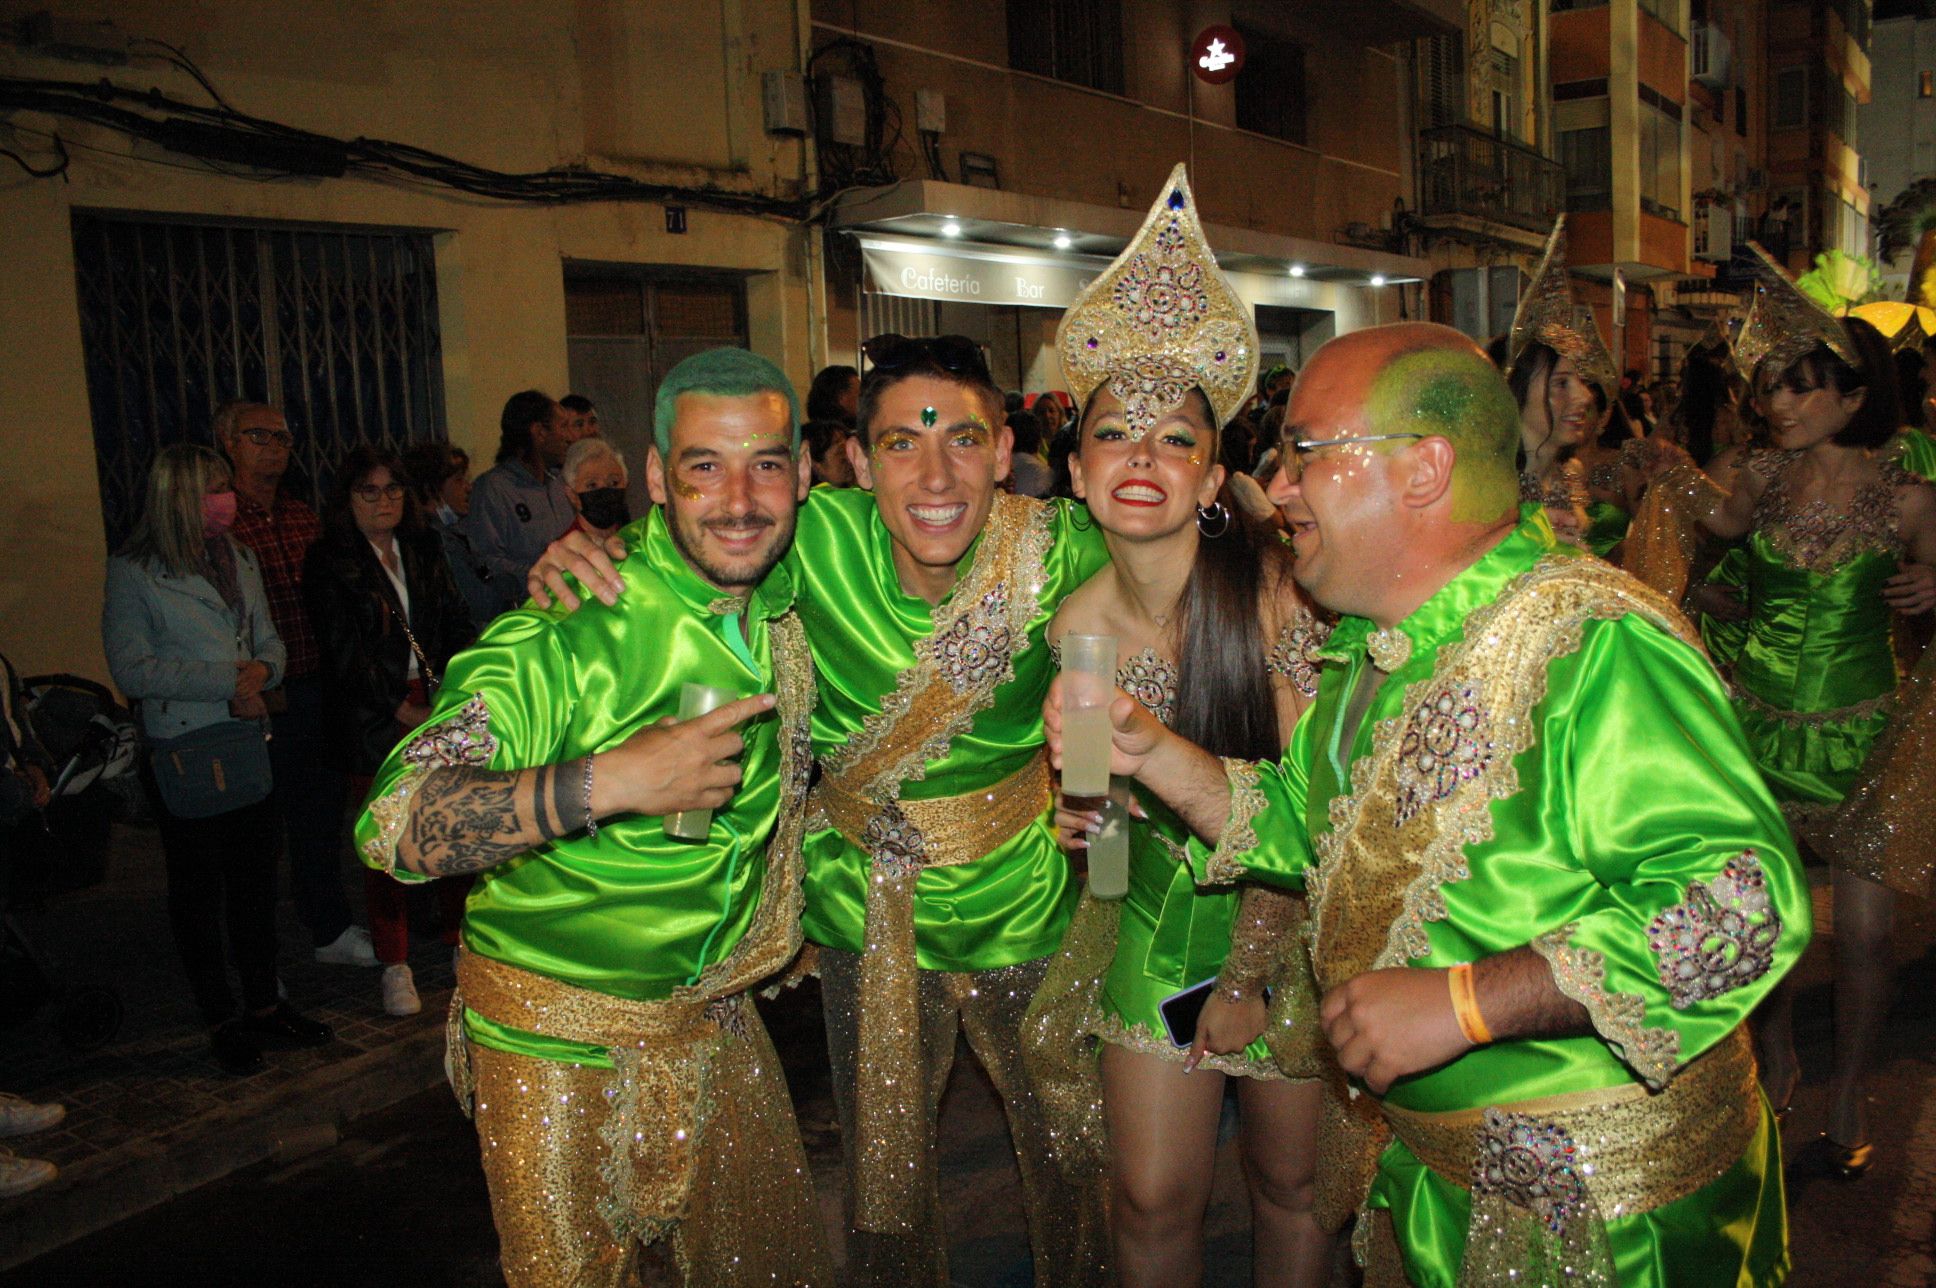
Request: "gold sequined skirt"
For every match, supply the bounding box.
[1818,650,1936,899]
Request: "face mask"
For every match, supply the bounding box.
[578,486,630,531]
[202,490,238,536]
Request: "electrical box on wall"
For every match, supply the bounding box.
[915,89,946,134]
[762,70,808,136]
[814,73,867,147]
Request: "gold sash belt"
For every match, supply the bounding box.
[449,949,745,1247]
[811,751,1052,1235]
[1375,1028,1762,1286]
[811,750,1053,872]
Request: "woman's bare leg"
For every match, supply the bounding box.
[1827,868,1897,1147]
[1101,1043,1227,1288]
[1235,1076,1330,1288]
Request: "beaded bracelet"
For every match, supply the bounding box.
[582,754,598,838]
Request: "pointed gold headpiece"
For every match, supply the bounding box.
[1741,242,1855,376]
[1729,287,1768,385]
[1056,164,1259,439]
[1506,216,1618,397]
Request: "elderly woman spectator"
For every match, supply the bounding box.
[561,436,632,541]
[402,440,505,630]
[305,446,477,1016]
[103,443,333,1074]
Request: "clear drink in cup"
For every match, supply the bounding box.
[665,682,737,841]
[1058,633,1129,899]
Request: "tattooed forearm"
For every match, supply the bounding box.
[396,759,589,877]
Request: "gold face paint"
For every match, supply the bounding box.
[671,479,704,501]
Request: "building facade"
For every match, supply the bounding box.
[1862,0,1936,291]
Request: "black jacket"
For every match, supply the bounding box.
[304,525,476,774]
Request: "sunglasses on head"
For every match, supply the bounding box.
[860,334,992,381]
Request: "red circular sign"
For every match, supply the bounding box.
[1191,26,1246,85]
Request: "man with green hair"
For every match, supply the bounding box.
[354,347,833,1287]
[1049,322,1811,1285]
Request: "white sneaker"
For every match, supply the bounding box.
[315,926,378,967]
[381,964,421,1017]
[0,1148,56,1198]
[0,1094,63,1139]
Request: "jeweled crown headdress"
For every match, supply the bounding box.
[1742,242,1855,376]
[1506,216,1618,397]
[1056,164,1258,439]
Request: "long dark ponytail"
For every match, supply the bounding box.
[1172,479,1286,763]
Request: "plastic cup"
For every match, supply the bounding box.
[1059,633,1117,800]
[1086,791,1131,900]
[665,682,736,841]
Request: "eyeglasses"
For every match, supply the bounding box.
[352,482,407,502]
[240,427,294,448]
[1284,432,1423,478]
[860,333,992,381]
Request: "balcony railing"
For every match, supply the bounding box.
[1416,124,1566,235]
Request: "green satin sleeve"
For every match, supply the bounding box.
[1387,616,1808,1113]
[1368,1106,1788,1287]
[786,489,1103,969]
[1181,700,1318,892]
[1582,500,1630,559]
[353,510,789,1059]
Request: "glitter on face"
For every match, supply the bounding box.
[672,479,703,501]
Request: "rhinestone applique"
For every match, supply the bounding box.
[401,694,497,768]
[1646,850,1781,1008]
[932,585,1015,694]
[1753,451,1906,571]
[1267,617,1333,700]
[862,805,927,877]
[1471,1109,1589,1235]
[1117,649,1179,726]
[1392,681,1493,826]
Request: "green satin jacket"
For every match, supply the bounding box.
[354,507,809,1064]
[1183,516,1810,1285]
[789,485,1109,970]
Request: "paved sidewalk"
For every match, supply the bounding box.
[0,820,449,1271]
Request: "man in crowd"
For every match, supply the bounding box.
[214,399,371,969]
[532,336,1111,1286]
[355,349,830,1287]
[560,392,601,439]
[1051,322,1809,1285]
[463,390,580,608]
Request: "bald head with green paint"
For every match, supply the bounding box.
[1362,341,1521,523]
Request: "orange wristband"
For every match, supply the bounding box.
[1447,962,1492,1046]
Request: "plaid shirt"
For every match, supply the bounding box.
[230,492,322,679]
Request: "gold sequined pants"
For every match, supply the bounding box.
[470,1025,833,1288]
[818,947,1111,1288]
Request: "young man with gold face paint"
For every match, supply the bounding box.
[532,332,1113,1286]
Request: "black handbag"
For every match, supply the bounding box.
[149,719,272,819]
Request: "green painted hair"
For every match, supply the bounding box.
[1365,346,1521,522]
[652,348,801,457]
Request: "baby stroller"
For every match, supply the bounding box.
[1,660,132,1051]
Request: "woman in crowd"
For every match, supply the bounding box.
[560,437,632,542]
[1575,390,1647,560]
[104,444,333,1074]
[1025,169,1331,1288]
[402,440,502,631]
[1031,389,1070,440]
[806,362,860,428]
[306,446,477,1016]
[1656,254,1936,1175]
[1491,220,1610,548]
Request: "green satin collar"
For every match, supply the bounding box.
[1318,514,1557,670]
[631,505,796,624]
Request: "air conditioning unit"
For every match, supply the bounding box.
[1694,204,1734,262]
[1693,24,1732,90]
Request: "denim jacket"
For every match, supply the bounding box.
[102,541,286,740]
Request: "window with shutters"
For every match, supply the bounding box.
[71,210,446,550]
[1006,0,1124,96]
[1561,124,1613,212]
[1417,35,1464,130]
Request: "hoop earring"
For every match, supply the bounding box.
[1196,501,1230,539]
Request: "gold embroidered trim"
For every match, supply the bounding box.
[1203,757,1267,885]
[1735,685,1894,729]
[1089,1011,1286,1081]
[1306,556,1702,994]
[361,692,500,876]
[361,765,428,876]
[1530,924,1681,1089]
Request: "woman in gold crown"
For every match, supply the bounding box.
[1022,166,1335,1288]
[1489,219,1616,549]
[1646,246,1936,1175]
